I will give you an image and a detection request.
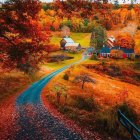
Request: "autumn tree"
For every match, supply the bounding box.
[53,84,67,104]
[74,73,96,89]
[0,0,51,74]
[90,25,107,50]
[114,0,120,9]
[110,50,124,59]
[115,34,135,49]
[102,18,113,30]
[61,25,70,37]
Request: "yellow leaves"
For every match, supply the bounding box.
[5,32,19,38]
[39,9,46,18]
[22,38,32,43]
[57,9,63,15]
[46,10,56,17]
[130,9,136,20]
[134,31,140,54]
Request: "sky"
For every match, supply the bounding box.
[0,0,140,4]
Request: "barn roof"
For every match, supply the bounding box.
[65,43,80,47]
[108,36,115,42]
[111,47,134,53]
[63,38,74,43]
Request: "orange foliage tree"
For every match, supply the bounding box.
[115,34,135,49]
[0,0,51,73]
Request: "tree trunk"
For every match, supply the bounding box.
[56,92,61,104]
[64,94,67,104]
[82,81,85,89]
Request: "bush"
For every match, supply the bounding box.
[71,95,97,111]
[110,50,124,59]
[93,15,99,20]
[130,54,135,61]
[95,108,129,139]
[63,73,69,81]
[118,102,138,123]
[90,54,98,60]
[95,103,138,139]
[101,60,106,66]
[128,4,133,10]
[137,26,140,30]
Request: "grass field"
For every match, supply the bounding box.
[51,32,91,47]
[42,58,140,139]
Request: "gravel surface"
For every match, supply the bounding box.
[15,105,83,140]
[15,60,86,140]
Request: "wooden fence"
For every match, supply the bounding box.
[118,110,140,140]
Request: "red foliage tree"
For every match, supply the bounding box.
[0,0,51,73]
[115,34,135,49]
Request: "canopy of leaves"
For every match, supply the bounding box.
[0,0,51,73]
[53,84,67,95]
[110,50,124,59]
[90,25,107,49]
[115,34,135,49]
[74,73,96,89]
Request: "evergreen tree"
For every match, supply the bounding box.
[114,0,120,9]
[90,25,107,50]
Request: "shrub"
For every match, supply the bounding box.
[101,60,106,66]
[95,108,129,139]
[71,95,97,111]
[130,54,135,61]
[69,112,78,121]
[90,54,98,60]
[137,26,140,30]
[95,103,138,139]
[118,102,138,123]
[128,4,133,10]
[93,15,99,20]
[58,105,71,114]
[63,73,69,81]
[110,50,124,59]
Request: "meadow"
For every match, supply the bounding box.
[51,32,91,47]
[42,58,140,139]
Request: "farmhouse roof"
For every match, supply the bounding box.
[63,38,74,43]
[101,46,111,53]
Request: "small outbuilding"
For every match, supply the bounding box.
[60,38,74,50]
[65,43,81,52]
[60,37,81,51]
